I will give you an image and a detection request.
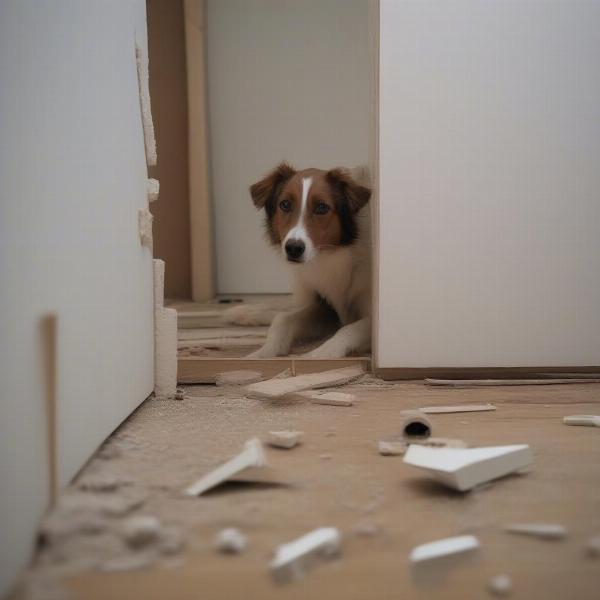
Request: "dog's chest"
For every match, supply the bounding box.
[296,249,356,323]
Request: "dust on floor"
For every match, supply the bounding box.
[13,376,600,600]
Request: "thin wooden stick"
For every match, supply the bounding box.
[425,378,600,387]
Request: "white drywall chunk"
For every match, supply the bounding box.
[563,415,600,427]
[185,438,266,496]
[147,178,159,202]
[419,404,496,414]
[403,444,532,492]
[138,208,153,249]
[270,527,341,583]
[488,574,513,596]
[153,259,165,311]
[267,431,303,449]
[378,440,408,456]
[309,391,355,406]
[504,523,567,540]
[135,36,157,166]
[122,515,161,548]
[215,528,247,554]
[215,370,264,386]
[245,366,364,400]
[155,307,177,399]
[409,534,479,563]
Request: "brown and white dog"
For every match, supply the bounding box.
[226,162,372,359]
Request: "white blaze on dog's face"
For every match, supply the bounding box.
[249,163,371,264]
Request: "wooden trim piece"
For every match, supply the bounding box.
[184,0,214,302]
[178,356,371,384]
[376,366,600,381]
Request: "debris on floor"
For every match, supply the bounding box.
[215,528,248,554]
[563,414,600,427]
[409,534,480,563]
[487,574,513,596]
[400,409,432,438]
[121,516,162,548]
[585,535,600,557]
[503,523,567,540]
[418,404,496,414]
[306,391,355,406]
[403,444,532,492]
[378,440,408,456]
[185,438,266,496]
[215,370,264,386]
[245,365,364,400]
[270,526,341,583]
[267,430,303,449]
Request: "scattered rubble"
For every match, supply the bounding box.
[121,516,162,548]
[378,440,408,456]
[409,534,479,563]
[270,527,341,583]
[503,523,567,540]
[215,528,248,554]
[403,444,532,492]
[267,430,303,449]
[488,574,513,596]
[307,391,355,406]
[419,404,496,414]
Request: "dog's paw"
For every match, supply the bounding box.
[302,344,347,360]
[222,304,276,326]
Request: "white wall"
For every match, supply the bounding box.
[206,0,372,294]
[0,1,154,594]
[378,0,600,369]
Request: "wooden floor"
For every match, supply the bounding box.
[56,378,600,599]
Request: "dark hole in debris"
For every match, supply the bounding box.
[404,422,430,438]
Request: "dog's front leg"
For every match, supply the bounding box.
[303,317,371,359]
[247,303,321,358]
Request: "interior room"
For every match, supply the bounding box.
[1,1,599,599]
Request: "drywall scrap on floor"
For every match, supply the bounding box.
[267,431,303,449]
[409,535,479,563]
[135,36,157,166]
[270,527,341,583]
[245,365,364,400]
[403,444,532,492]
[306,391,355,406]
[215,528,247,554]
[563,415,600,427]
[147,178,159,202]
[419,404,496,414]
[185,438,266,496]
[425,378,600,387]
[503,523,567,540]
[154,259,177,399]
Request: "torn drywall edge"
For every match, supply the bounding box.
[138,208,153,250]
[135,34,157,167]
[147,178,159,202]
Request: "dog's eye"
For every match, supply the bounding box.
[279,199,292,212]
[314,202,330,215]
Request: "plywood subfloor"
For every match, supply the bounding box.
[16,378,600,599]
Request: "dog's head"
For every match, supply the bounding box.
[250,162,371,264]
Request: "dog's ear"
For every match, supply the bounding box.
[250,162,296,210]
[326,168,371,213]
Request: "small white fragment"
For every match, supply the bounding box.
[378,440,407,456]
[419,404,496,414]
[122,515,161,548]
[147,178,160,202]
[504,523,567,540]
[215,528,247,554]
[410,534,479,563]
[310,392,355,407]
[586,535,600,557]
[403,444,532,492]
[267,430,303,449]
[185,438,266,496]
[488,574,512,596]
[270,527,341,583]
[563,415,600,427]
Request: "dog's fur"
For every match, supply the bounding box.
[226,162,372,359]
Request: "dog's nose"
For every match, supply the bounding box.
[285,239,305,261]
